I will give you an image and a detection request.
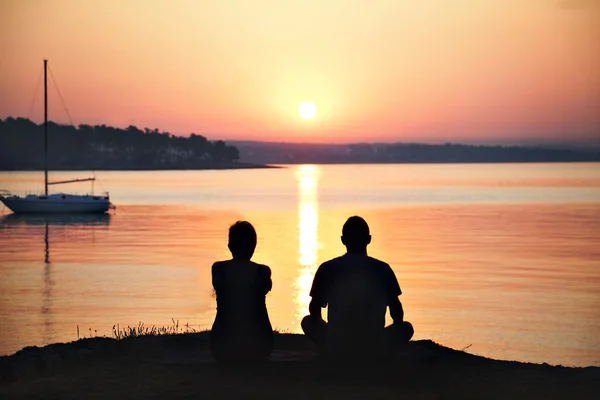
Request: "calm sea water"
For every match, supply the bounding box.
[0,163,599,366]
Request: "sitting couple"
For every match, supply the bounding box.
[210,216,414,363]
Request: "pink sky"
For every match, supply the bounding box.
[1,0,599,143]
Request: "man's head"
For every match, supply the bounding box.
[341,216,371,253]
[228,221,257,260]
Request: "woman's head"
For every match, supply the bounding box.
[228,221,257,260]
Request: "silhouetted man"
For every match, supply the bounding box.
[302,216,414,360]
[210,221,273,363]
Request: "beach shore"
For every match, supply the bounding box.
[0,332,598,399]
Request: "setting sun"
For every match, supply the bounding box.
[298,102,317,120]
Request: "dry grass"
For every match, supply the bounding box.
[76,319,203,341]
[111,319,201,339]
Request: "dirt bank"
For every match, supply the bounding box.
[1,332,598,399]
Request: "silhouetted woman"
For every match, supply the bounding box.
[210,221,273,363]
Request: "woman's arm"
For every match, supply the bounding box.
[259,265,272,294]
[211,262,222,292]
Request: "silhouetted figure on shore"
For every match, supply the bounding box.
[302,216,414,361]
[210,221,273,363]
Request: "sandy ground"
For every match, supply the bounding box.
[1,332,598,399]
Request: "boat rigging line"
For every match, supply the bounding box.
[47,64,75,127]
[26,66,44,120]
[47,62,107,193]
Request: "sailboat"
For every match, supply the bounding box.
[0,60,114,214]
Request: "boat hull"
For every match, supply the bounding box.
[1,194,111,214]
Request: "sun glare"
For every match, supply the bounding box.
[298,101,317,120]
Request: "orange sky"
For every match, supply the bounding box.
[1,0,599,143]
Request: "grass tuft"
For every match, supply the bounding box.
[74,319,202,341]
[111,319,201,339]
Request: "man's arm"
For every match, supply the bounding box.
[309,298,323,319]
[308,263,329,320]
[383,262,404,322]
[389,297,404,322]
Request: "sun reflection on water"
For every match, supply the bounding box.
[294,165,320,331]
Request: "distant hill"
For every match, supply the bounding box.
[229,141,600,164]
[0,118,263,170]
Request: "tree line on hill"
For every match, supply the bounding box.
[0,117,241,170]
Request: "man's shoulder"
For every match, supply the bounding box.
[319,256,346,269]
[319,254,391,269]
[366,256,391,269]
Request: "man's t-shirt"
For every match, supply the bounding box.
[309,253,401,353]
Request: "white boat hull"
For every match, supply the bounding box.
[1,193,111,214]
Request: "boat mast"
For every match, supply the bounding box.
[44,59,48,196]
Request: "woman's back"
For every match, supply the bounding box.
[210,259,273,362]
[212,260,272,329]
